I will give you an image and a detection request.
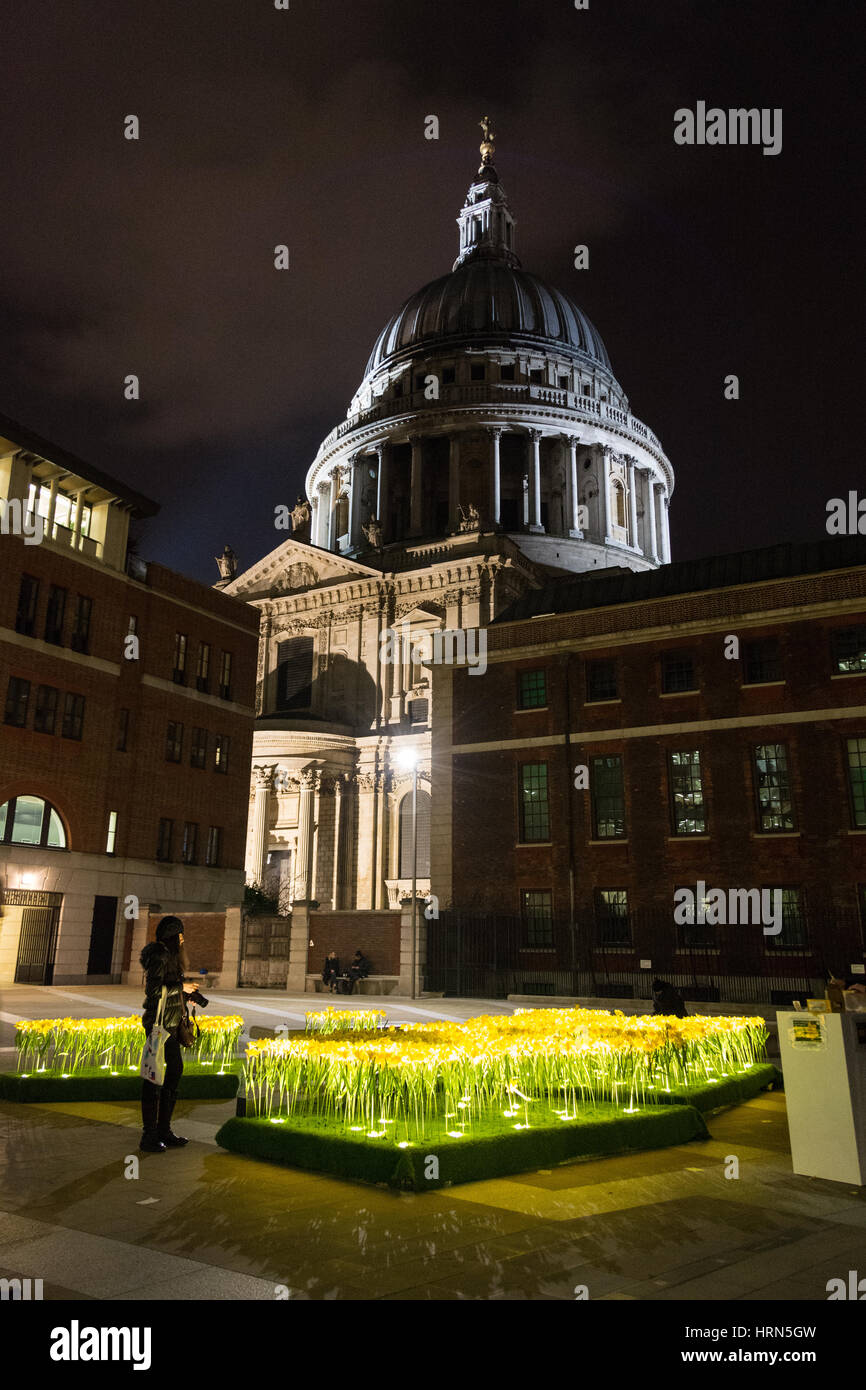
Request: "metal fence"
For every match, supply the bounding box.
[425,906,865,1004]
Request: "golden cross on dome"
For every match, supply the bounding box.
[479,115,496,164]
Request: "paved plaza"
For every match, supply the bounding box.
[1,986,864,1301]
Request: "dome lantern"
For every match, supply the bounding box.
[453,116,520,271]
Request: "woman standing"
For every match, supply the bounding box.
[139,916,197,1153]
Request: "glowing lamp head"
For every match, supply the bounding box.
[394,746,419,772]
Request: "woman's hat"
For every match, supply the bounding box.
[155,916,184,943]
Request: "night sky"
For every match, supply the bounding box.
[0,1,860,585]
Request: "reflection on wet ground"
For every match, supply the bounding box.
[1,1087,864,1300]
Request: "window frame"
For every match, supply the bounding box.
[4,676,31,728]
[517,668,548,711]
[668,749,706,835]
[520,889,555,948]
[590,754,626,840]
[518,761,551,843]
[752,742,796,832]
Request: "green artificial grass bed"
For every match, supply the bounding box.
[657,1061,780,1112]
[0,1060,242,1103]
[215,1099,710,1191]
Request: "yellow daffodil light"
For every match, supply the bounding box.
[242,1008,768,1142]
[15,1014,244,1074]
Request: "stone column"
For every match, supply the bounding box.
[293,769,318,903]
[528,430,544,533]
[72,490,85,550]
[327,471,338,550]
[46,477,58,539]
[374,771,387,909]
[331,775,343,909]
[645,475,659,561]
[348,454,364,549]
[247,766,274,886]
[310,493,319,547]
[661,494,672,562]
[398,898,426,997]
[489,428,502,527]
[375,443,389,540]
[600,449,612,543]
[564,435,582,537]
[409,436,423,536]
[448,433,461,532]
[627,458,639,550]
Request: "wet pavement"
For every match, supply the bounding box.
[1,986,863,1301]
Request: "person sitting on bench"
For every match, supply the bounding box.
[322,951,341,993]
[346,950,372,994]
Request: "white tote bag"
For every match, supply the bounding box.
[140,986,170,1086]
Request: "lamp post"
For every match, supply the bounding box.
[395,745,419,999]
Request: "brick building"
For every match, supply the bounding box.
[429,537,866,1002]
[0,415,259,986]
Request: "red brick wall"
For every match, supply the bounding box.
[306,911,401,975]
[146,912,226,973]
[0,531,258,870]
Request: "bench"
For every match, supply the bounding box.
[305,974,400,996]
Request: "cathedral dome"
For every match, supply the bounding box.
[363,260,612,379]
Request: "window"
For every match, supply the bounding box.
[529,368,544,383]
[173,633,187,683]
[206,825,222,867]
[408,698,429,727]
[743,637,781,684]
[558,375,570,390]
[662,651,697,693]
[0,795,66,848]
[182,822,198,865]
[165,721,183,762]
[521,890,554,947]
[190,727,208,769]
[393,380,403,397]
[214,734,230,774]
[832,627,866,674]
[612,481,626,528]
[519,763,550,842]
[414,372,426,391]
[591,756,626,839]
[156,818,173,862]
[44,585,67,645]
[442,366,455,385]
[517,669,547,710]
[70,595,92,653]
[586,658,618,702]
[470,363,485,381]
[500,364,515,382]
[276,636,314,710]
[196,642,211,692]
[846,737,866,829]
[582,383,593,398]
[669,750,706,833]
[27,482,91,538]
[219,650,232,700]
[116,708,130,752]
[398,788,432,878]
[765,887,807,948]
[753,744,795,831]
[34,685,59,735]
[15,575,39,636]
[4,677,30,728]
[105,811,117,855]
[61,692,85,740]
[596,889,631,945]
[676,886,716,949]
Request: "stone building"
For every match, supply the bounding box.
[226,125,675,934]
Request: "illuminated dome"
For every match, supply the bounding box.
[364,260,612,379]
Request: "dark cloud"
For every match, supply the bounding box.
[0,0,859,582]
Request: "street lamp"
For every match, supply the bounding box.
[394,745,419,999]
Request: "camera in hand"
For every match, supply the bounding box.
[186,988,209,1008]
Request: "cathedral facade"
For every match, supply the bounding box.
[225,124,674,916]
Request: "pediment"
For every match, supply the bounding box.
[225,537,381,599]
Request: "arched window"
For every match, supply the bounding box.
[0,796,66,848]
[612,480,627,529]
[398,787,431,878]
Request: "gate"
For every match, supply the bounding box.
[14,903,62,984]
[239,912,291,987]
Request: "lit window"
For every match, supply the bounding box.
[753,744,795,831]
[833,627,866,675]
[214,734,230,774]
[591,756,626,839]
[219,650,232,700]
[206,826,222,867]
[105,811,117,855]
[669,750,706,834]
[0,796,66,848]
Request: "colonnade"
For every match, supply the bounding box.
[308,428,671,563]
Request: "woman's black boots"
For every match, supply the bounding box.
[157,1088,189,1147]
[140,1086,166,1152]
